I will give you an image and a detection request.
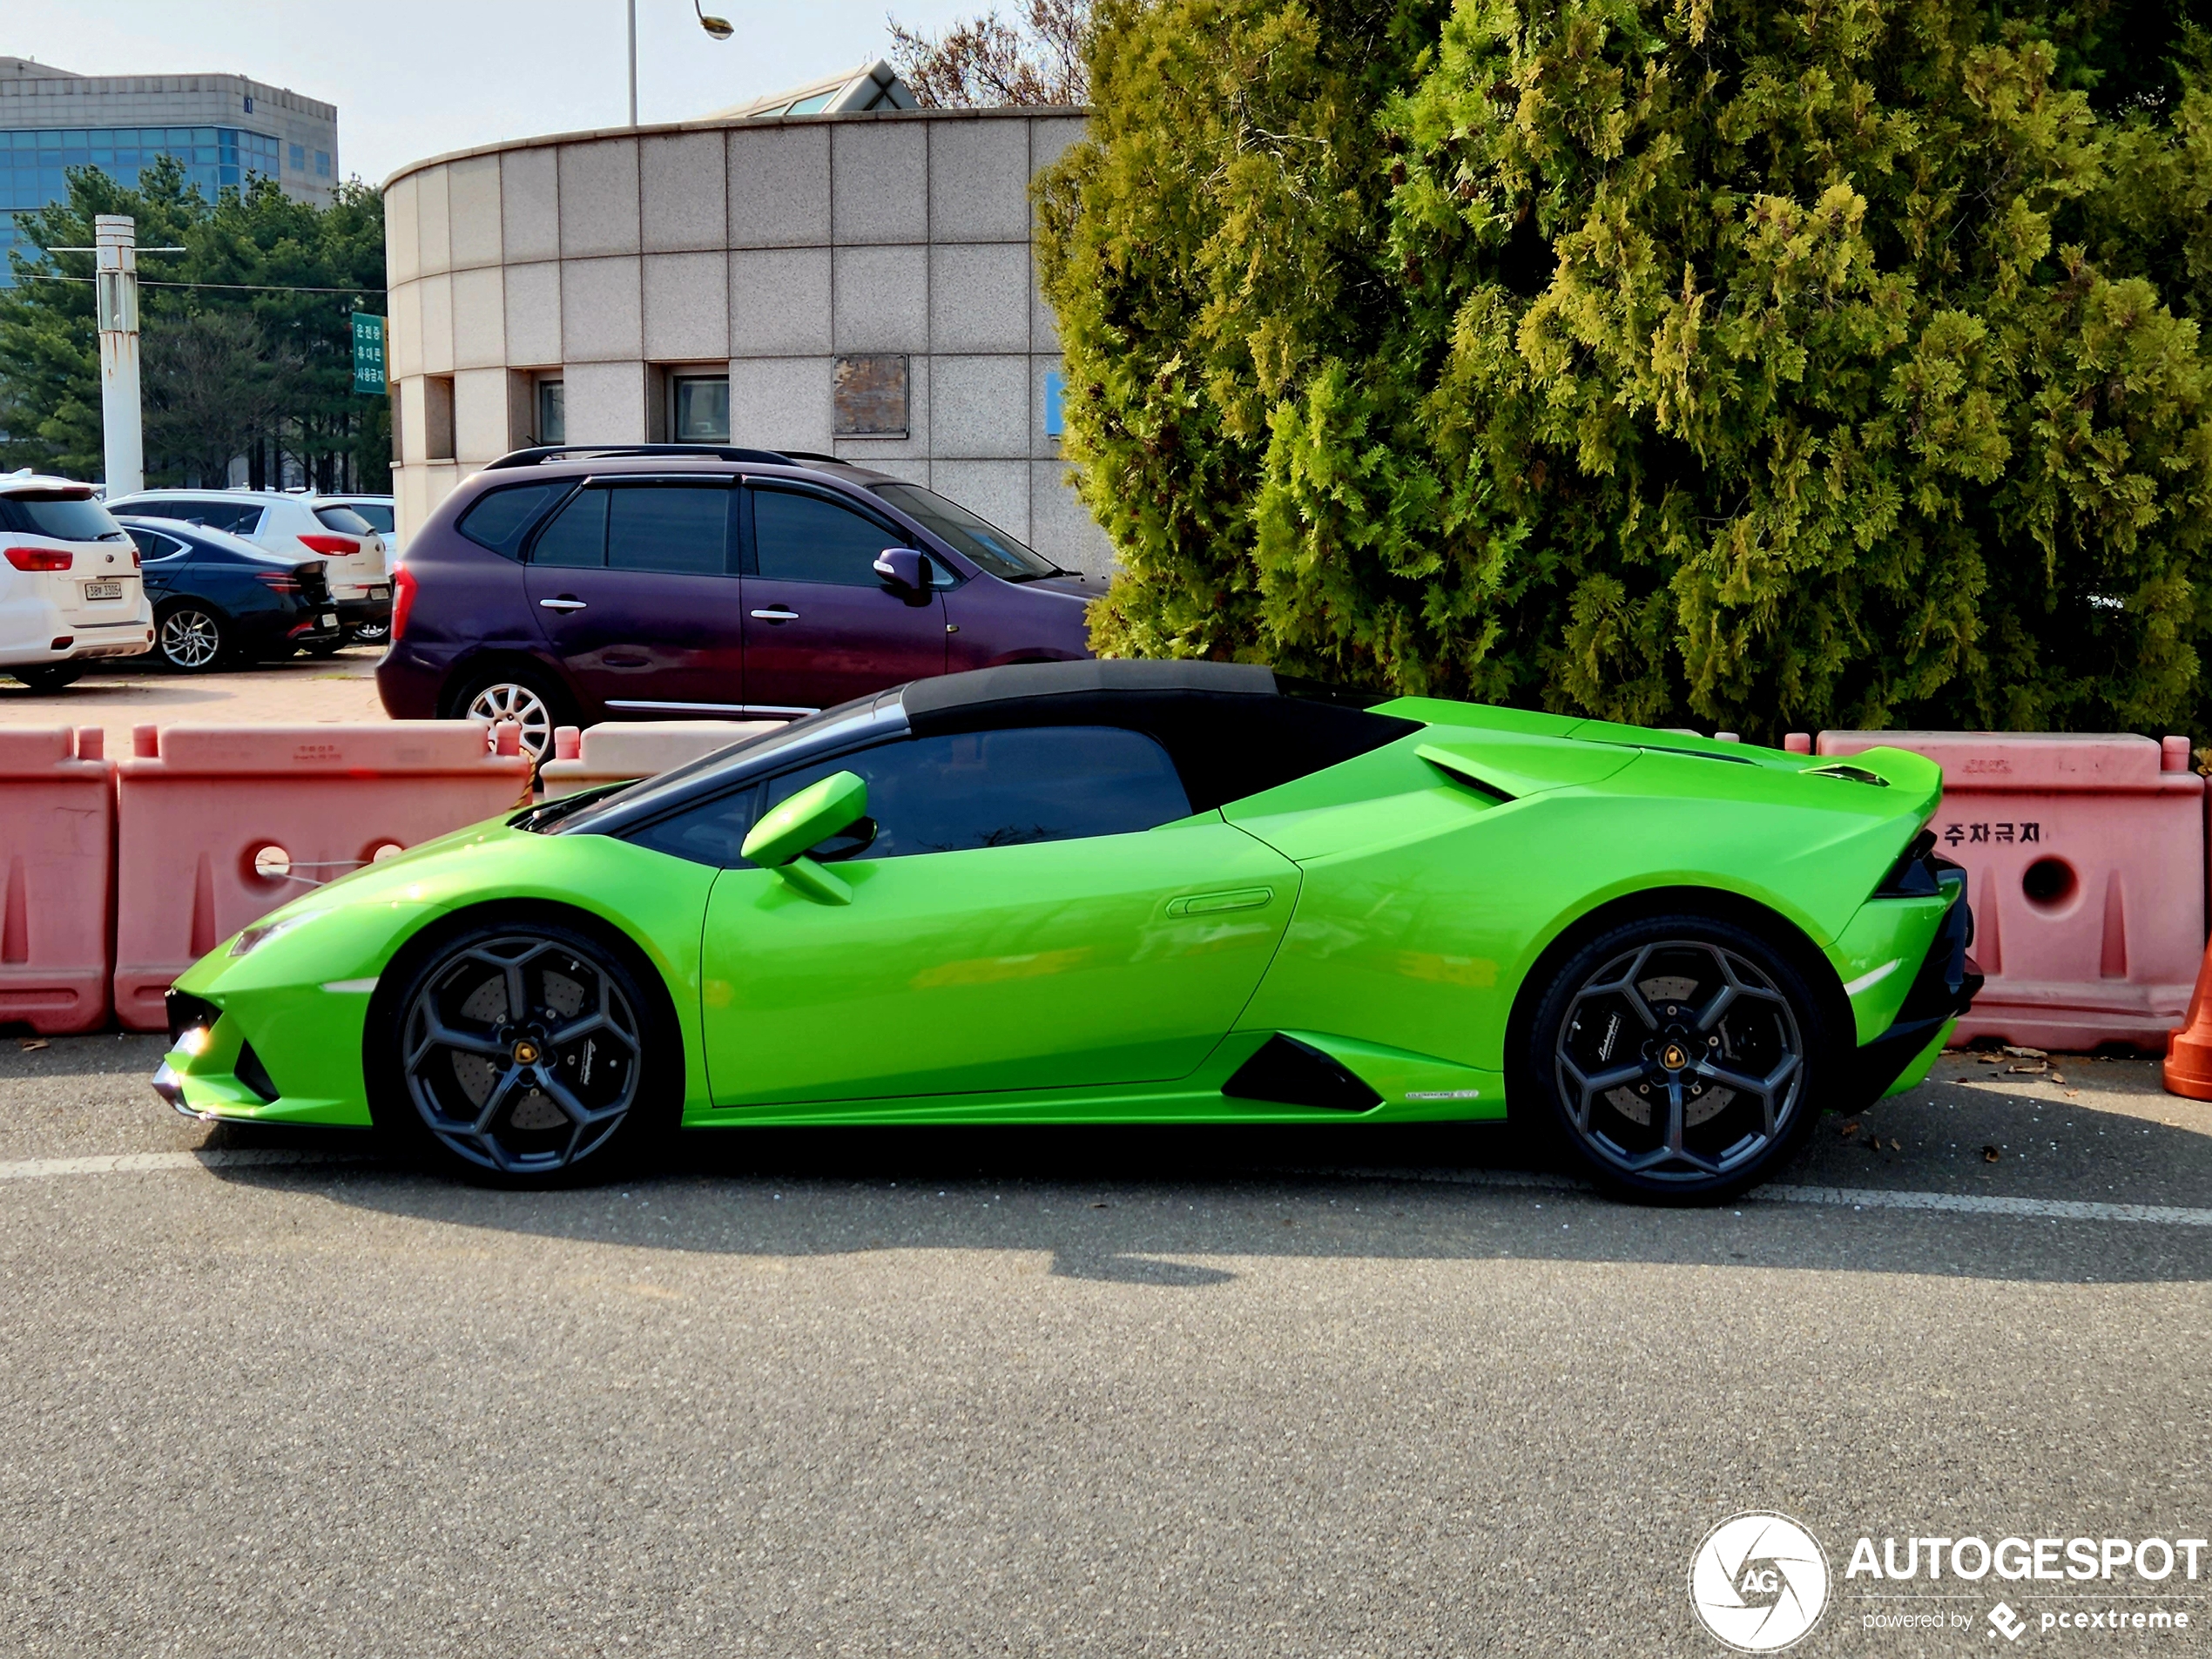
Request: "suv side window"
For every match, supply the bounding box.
[457,483,563,558]
[627,726,1192,868]
[606,483,731,575]
[530,486,609,568]
[750,486,903,586]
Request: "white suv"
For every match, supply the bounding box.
[105,489,392,648]
[0,473,153,690]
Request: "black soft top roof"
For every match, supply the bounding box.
[898,660,1417,813]
[549,659,1418,839]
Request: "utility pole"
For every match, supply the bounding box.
[51,216,186,495]
[93,215,143,497]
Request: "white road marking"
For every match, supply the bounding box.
[1296,1166,2212,1227]
[0,1148,361,1182]
[0,1149,2207,1227]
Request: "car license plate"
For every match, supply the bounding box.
[367,585,388,600]
[320,611,339,628]
[83,581,123,601]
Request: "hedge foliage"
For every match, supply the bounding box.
[1036,0,2212,736]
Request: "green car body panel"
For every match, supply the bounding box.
[159,674,1966,1141]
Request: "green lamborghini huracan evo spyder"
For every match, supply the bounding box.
[152,660,1979,1201]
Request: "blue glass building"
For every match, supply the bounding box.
[0,60,337,287]
[0,125,282,282]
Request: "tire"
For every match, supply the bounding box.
[367,913,678,1187]
[348,620,390,645]
[156,603,226,671]
[448,665,567,763]
[1521,911,1837,1204]
[10,664,82,692]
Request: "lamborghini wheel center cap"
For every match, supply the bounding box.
[1659,1042,1689,1071]
[512,1039,542,1066]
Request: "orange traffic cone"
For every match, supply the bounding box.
[2162,935,2212,1100]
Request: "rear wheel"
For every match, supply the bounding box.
[450,666,565,763]
[1523,913,1834,1204]
[10,664,82,692]
[348,619,390,645]
[368,915,678,1186]
[156,603,226,671]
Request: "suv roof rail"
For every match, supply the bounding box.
[483,443,792,470]
[776,450,846,466]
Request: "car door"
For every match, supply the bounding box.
[738,482,947,715]
[684,724,1301,1105]
[523,478,747,714]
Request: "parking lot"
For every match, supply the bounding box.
[0,648,388,754]
[4,1038,2207,1656]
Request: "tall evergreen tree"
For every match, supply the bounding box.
[1039,0,2212,738]
[0,157,388,491]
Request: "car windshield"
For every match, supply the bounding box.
[869,482,1058,581]
[547,694,900,835]
[2,489,127,543]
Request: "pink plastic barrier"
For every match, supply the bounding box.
[0,726,114,1034]
[1817,731,2203,1050]
[111,722,532,1031]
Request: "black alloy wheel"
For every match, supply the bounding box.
[371,916,675,1185]
[156,604,226,671]
[1525,913,1834,1203]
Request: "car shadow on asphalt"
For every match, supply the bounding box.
[193,1101,2212,1289]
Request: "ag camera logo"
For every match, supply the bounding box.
[1689,1513,1831,1651]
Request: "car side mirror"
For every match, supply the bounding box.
[872,546,932,599]
[739,771,868,905]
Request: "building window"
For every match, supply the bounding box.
[314,150,330,178]
[289,142,305,172]
[536,379,565,445]
[672,375,730,442]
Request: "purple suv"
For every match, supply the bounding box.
[377,447,1100,756]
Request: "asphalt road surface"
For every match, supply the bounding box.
[3,1040,2208,1656]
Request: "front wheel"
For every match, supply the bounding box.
[368,915,678,1186]
[10,664,82,692]
[1522,913,1836,1204]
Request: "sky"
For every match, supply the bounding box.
[10,0,981,185]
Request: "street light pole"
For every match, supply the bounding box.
[627,0,638,125]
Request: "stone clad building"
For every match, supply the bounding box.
[381,84,1111,570]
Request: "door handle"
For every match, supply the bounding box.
[539,597,587,612]
[750,607,799,623]
[1166,887,1275,917]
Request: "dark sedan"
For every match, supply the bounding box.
[375,446,1102,759]
[118,519,343,671]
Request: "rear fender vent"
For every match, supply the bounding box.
[1223,1035,1382,1113]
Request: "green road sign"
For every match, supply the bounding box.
[351,314,387,395]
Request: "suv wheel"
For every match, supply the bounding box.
[10,664,83,692]
[451,667,566,762]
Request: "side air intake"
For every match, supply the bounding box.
[1222,1035,1382,1113]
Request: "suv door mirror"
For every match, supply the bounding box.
[740,770,868,904]
[871,546,931,598]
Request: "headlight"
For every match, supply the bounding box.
[227,911,320,959]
